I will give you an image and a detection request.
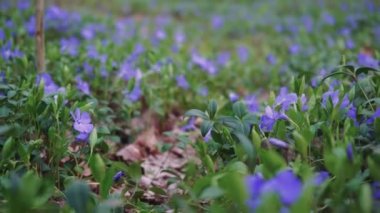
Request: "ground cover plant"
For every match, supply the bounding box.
[0,0,380,212]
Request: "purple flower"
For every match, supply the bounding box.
[60,37,79,56]
[87,45,99,59]
[288,44,300,55]
[198,86,208,97]
[81,25,96,40]
[347,104,358,126]
[174,30,186,45]
[260,106,287,132]
[357,53,379,69]
[367,108,380,124]
[0,28,5,41]
[75,76,90,95]
[118,61,137,81]
[313,171,329,185]
[372,182,380,200]
[36,73,65,95]
[181,117,196,131]
[322,90,339,108]
[211,15,224,30]
[346,144,354,162]
[17,0,30,10]
[24,16,36,36]
[302,16,313,32]
[1,41,23,61]
[275,88,298,111]
[155,28,166,40]
[204,130,212,142]
[246,170,302,210]
[322,12,335,26]
[176,75,190,90]
[268,138,289,149]
[236,46,249,63]
[300,94,308,111]
[345,39,355,49]
[71,109,94,141]
[113,171,125,182]
[191,52,218,75]
[245,95,260,113]
[125,80,142,103]
[216,51,230,67]
[266,54,277,65]
[229,92,239,102]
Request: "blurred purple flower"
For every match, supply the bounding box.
[181,117,196,132]
[174,30,186,46]
[87,45,99,59]
[155,28,167,40]
[345,39,355,49]
[191,52,218,75]
[357,53,379,69]
[17,0,30,10]
[268,138,289,149]
[237,46,249,63]
[118,61,136,81]
[198,86,208,97]
[60,37,79,56]
[75,76,90,95]
[322,12,335,25]
[211,15,224,30]
[113,171,125,182]
[300,94,308,111]
[245,95,260,113]
[302,16,313,32]
[125,82,142,103]
[83,62,94,75]
[367,108,380,124]
[36,73,65,95]
[216,51,230,67]
[246,170,302,210]
[288,44,300,55]
[346,143,354,162]
[0,28,5,41]
[313,171,329,185]
[176,75,189,90]
[322,90,339,108]
[372,182,380,200]
[229,92,239,102]
[347,104,358,126]
[266,54,277,65]
[24,16,35,36]
[1,41,23,61]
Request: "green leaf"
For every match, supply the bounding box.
[232,101,248,118]
[89,127,98,157]
[355,67,380,76]
[199,186,224,200]
[65,181,91,213]
[234,132,256,167]
[185,109,208,120]
[1,137,15,161]
[259,150,286,177]
[89,154,106,183]
[207,100,218,119]
[359,183,372,213]
[100,167,117,199]
[201,120,213,137]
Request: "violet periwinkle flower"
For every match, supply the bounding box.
[75,76,90,95]
[260,106,287,132]
[266,54,277,65]
[113,171,125,182]
[71,108,94,141]
[302,16,313,33]
[236,46,249,63]
[367,108,380,124]
[288,44,300,55]
[347,104,358,126]
[191,52,218,75]
[321,90,339,108]
[24,16,36,36]
[155,28,167,40]
[313,171,329,186]
[204,130,212,142]
[118,61,136,81]
[345,39,355,49]
[246,170,303,210]
[300,94,308,111]
[83,62,94,75]
[36,73,65,95]
[268,138,289,149]
[174,30,186,46]
[1,41,23,61]
[0,28,5,41]
[211,15,224,30]
[216,51,230,67]
[60,37,79,57]
[176,74,190,90]
[245,95,260,113]
[322,12,335,26]
[357,53,379,69]
[181,117,196,132]
[346,143,354,162]
[81,24,97,40]
[372,182,380,200]
[125,82,142,103]
[198,86,208,97]
[275,88,298,111]
[17,0,30,10]
[229,92,239,102]
[87,45,99,59]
